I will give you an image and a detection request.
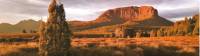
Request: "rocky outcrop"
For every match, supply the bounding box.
[68,6,173,31]
[95,6,159,22]
[39,0,72,56]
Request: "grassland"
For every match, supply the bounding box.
[0,33,38,38]
[72,36,199,48]
[0,33,38,42]
[0,36,198,56]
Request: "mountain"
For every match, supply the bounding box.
[95,6,158,22]
[71,6,173,31]
[0,6,173,33]
[95,6,172,26]
[0,23,16,33]
[15,19,41,31]
[0,19,41,33]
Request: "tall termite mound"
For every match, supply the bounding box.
[39,0,72,56]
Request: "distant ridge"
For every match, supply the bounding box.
[0,19,41,33]
[0,6,173,33]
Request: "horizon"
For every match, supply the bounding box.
[0,0,199,24]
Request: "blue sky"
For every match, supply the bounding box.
[0,0,199,24]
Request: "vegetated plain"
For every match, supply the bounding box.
[0,35,198,56]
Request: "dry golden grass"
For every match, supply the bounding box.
[0,36,198,48]
[0,42,37,56]
[0,36,198,56]
[72,36,199,48]
[0,33,38,38]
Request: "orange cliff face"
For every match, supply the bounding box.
[70,6,173,31]
[95,6,159,23]
[138,6,158,19]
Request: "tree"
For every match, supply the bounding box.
[22,29,27,33]
[157,28,164,37]
[150,30,156,37]
[39,0,72,56]
[136,32,142,38]
[192,15,199,35]
[30,30,37,33]
[183,17,194,35]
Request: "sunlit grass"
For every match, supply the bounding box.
[0,36,198,56]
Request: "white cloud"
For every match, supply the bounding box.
[0,0,198,24]
[65,8,105,21]
[28,0,47,5]
[66,8,96,16]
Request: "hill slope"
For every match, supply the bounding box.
[72,6,173,32]
[0,19,41,33]
[0,6,173,33]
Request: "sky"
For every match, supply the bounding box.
[0,0,199,24]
